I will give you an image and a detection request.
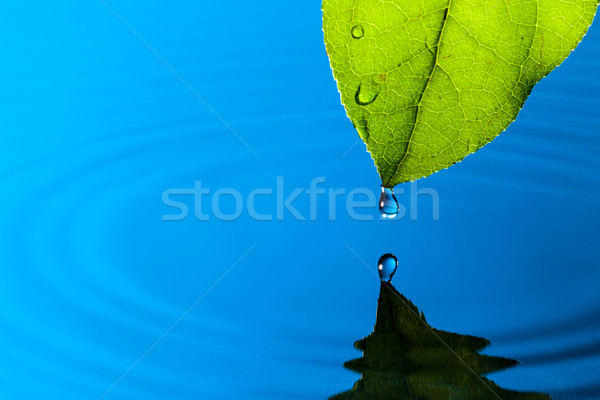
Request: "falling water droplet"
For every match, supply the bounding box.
[351,24,364,39]
[378,253,398,282]
[379,187,399,218]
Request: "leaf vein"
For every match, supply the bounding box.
[386,0,453,187]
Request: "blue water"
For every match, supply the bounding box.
[1,2,599,399]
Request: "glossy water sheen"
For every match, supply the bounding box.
[1,2,600,400]
[378,253,398,282]
[379,187,399,218]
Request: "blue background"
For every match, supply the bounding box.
[1,1,599,399]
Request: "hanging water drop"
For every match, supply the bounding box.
[378,253,398,282]
[351,24,364,39]
[379,187,399,218]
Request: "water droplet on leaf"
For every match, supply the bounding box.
[379,187,399,218]
[378,253,398,282]
[351,24,364,39]
[355,82,380,106]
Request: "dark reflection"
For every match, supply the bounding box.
[330,282,550,399]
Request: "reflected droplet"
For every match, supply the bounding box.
[378,253,398,282]
[379,187,399,218]
[355,82,380,106]
[351,24,364,39]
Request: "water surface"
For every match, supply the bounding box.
[0,2,599,399]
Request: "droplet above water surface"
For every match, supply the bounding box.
[378,253,398,282]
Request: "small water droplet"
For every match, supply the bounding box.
[379,187,399,218]
[351,24,364,39]
[355,82,380,106]
[378,253,398,282]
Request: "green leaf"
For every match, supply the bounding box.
[323,0,599,187]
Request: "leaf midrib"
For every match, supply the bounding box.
[385,0,453,187]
